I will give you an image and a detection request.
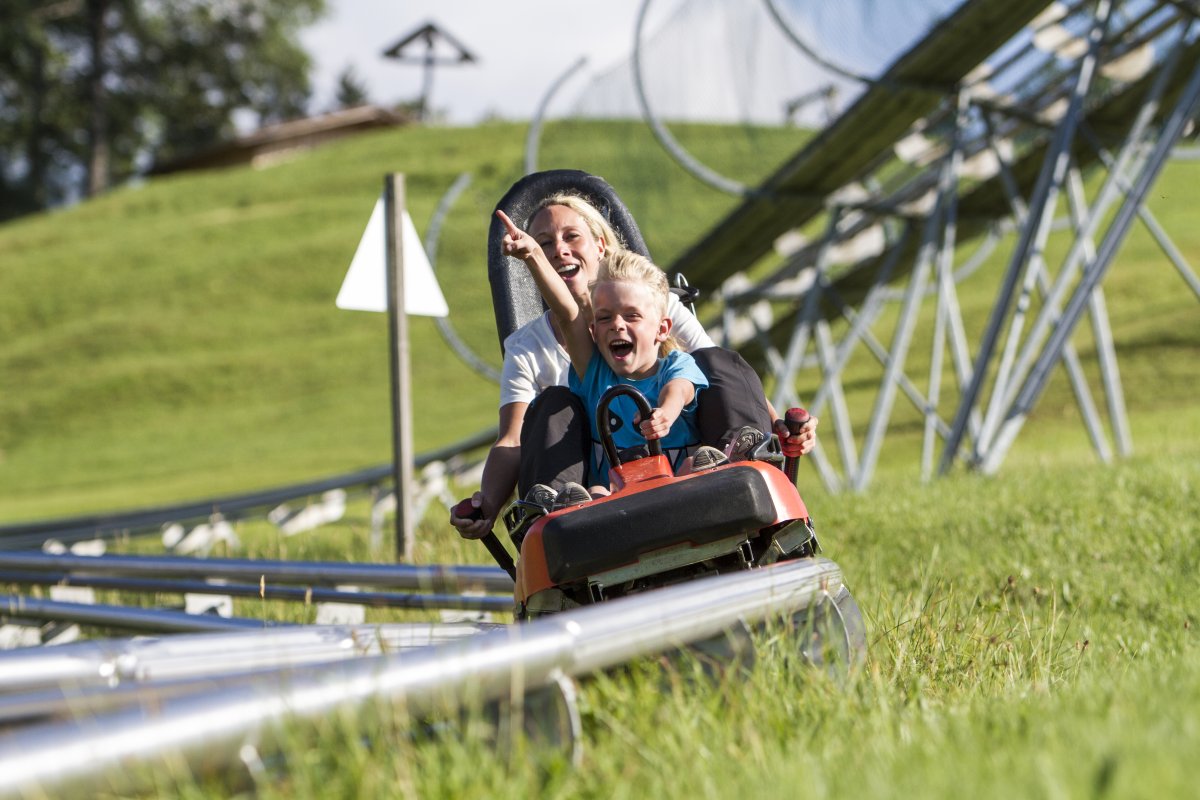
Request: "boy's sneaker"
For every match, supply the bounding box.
[691,445,728,470]
[724,426,766,461]
[553,482,592,511]
[524,483,557,513]
[504,483,558,550]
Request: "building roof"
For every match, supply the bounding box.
[149,104,411,175]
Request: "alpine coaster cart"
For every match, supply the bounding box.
[470,170,868,667]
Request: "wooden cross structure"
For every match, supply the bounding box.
[383,21,477,121]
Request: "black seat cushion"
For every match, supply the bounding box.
[540,466,778,584]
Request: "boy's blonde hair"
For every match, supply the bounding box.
[532,193,625,252]
[593,250,678,356]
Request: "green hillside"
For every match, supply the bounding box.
[0,118,1197,522]
[0,120,808,521]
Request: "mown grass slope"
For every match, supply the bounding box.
[3,118,1197,522]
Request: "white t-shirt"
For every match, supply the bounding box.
[498,292,715,408]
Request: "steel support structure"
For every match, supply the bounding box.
[982,59,1200,471]
[708,2,1199,491]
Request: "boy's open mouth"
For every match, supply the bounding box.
[608,340,634,359]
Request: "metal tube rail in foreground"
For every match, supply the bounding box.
[0,623,501,694]
[0,624,501,725]
[0,551,514,594]
[0,558,846,798]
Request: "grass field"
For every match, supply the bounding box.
[0,118,1198,797]
[104,448,1198,799]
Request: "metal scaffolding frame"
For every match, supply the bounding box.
[701,1,1200,491]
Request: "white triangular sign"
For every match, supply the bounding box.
[336,196,449,317]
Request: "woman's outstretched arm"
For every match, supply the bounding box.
[496,209,593,377]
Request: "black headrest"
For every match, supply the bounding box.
[487,170,650,354]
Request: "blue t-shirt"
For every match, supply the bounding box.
[569,349,709,487]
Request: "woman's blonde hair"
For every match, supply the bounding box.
[531,193,625,252]
[593,250,678,356]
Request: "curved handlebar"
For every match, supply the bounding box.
[596,385,663,468]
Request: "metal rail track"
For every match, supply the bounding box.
[0,570,513,614]
[0,557,858,798]
[0,427,498,548]
[0,551,513,595]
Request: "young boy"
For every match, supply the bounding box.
[571,249,710,487]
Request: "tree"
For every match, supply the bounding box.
[334,65,370,109]
[0,0,326,219]
[0,1,82,216]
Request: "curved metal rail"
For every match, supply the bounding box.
[525,56,589,174]
[427,171,504,383]
[760,0,877,85]
[632,0,754,197]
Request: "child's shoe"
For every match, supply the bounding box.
[524,483,557,513]
[724,426,766,461]
[691,445,728,470]
[553,482,592,511]
[504,484,557,549]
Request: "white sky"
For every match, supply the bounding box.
[299,1,966,125]
[300,0,652,124]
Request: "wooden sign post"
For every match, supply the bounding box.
[384,173,415,562]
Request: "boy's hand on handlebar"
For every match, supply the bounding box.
[773,414,819,458]
[496,210,540,262]
[449,492,494,540]
[636,407,679,440]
